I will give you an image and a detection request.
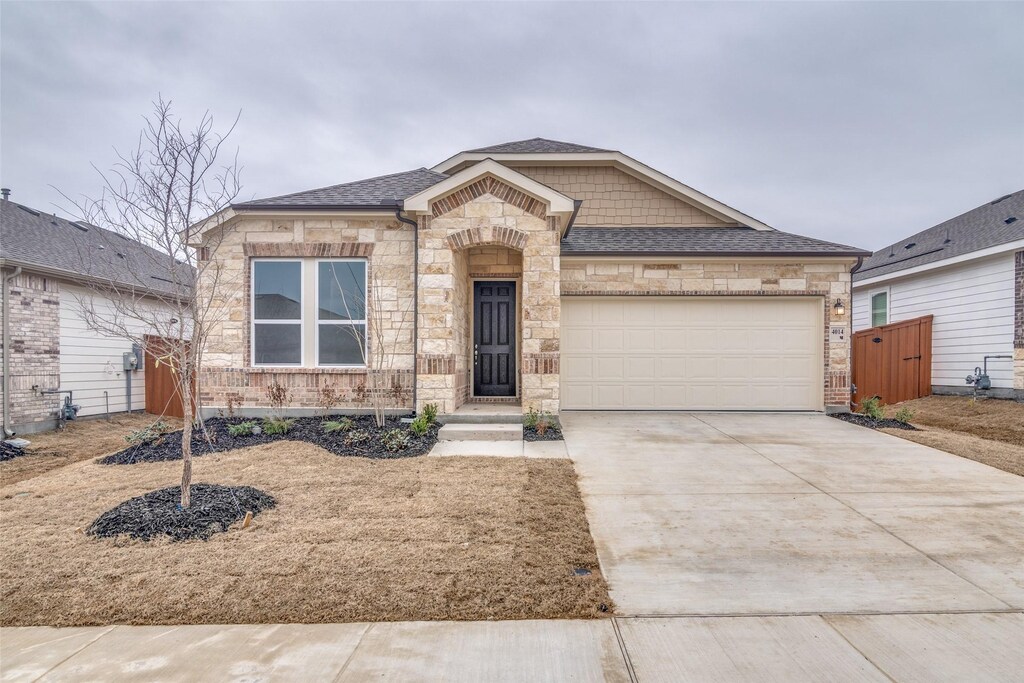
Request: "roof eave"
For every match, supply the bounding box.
[560,250,869,258]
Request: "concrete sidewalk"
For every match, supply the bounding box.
[4,613,1024,682]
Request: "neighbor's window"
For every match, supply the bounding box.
[317,260,367,366]
[871,291,888,327]
[252,260,303,365]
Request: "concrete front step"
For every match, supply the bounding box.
[441,403,523,424]
[437,423,523,441]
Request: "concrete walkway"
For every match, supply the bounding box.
[4,613,1024,681]
[561,412,1024,616]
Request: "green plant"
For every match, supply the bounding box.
[524,407,540,430]
[322,418,354,434]
[422,403,438,425]
[893,406,915,424]
[409,415,430,437]
[125,419,170,444]
[859,396,884,420]
[261,417,295,436]
[381,428,410,452]
[344,429,370,447]
[228,420,257,437]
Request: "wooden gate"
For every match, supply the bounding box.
[143,335,191,419]
[852,315,933,407]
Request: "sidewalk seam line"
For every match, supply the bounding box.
[819,616,899,683]
[330,623,374,682]
[611,617,639,683]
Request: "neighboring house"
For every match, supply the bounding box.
[194,138,869,417]
[852,190,1024,399]
[0,195,184,434]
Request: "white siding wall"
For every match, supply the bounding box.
[853,253,1016,389]
[59,284,168,416]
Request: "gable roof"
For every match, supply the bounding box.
[561,227,868,258]
[466,138,612,154]
[0,200,188,297]
[233,168,448,210]
[853,189,1024,282]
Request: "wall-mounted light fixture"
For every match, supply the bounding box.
[833,299,845,317]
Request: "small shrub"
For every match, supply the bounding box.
[227,420,257,437]
[893,406,915,424]
[422,403,438,425]
[524,407,540,430]
[381,428,410,452]
[536,418,549,436]
[344,429,370,447]
[322,418,354,434]
[261,417,295,436]
[316,385,340,417]
[409,415,430,436]
[859,396,884,420]
[125,420,170,444]
[264,381,290,418]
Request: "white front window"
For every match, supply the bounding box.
[251,258,367,367]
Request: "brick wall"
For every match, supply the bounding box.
[560,260,855,410]
[0,271,61,431]
[510,165,740,227]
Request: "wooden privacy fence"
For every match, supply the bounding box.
[851,315,933,408]
[143,335,192,419]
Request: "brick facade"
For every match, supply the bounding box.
[0,272,61,431]
[560,260,854,410]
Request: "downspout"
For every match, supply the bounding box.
[850,255,865,274]
[394,206,419,413]
[3,266,23,436]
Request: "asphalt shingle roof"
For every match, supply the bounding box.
[853,189,1024,281]
[0,200,188,297]
[466,138,612,154]
[560,227,869,257]
[233,168,448,210]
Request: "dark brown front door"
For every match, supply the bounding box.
[474,281,516,397]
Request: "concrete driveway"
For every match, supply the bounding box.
[561,411,1024,616]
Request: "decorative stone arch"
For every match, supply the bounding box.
[444,225,528,252]
[432,176,548,220]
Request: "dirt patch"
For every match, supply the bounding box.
[88,484,276,542]
[100,416,439,465]
[0,414,182,487]
[831,412,916,431]
[884,395,1024,447]
[882,426,1024,477]
[0,441,611,626]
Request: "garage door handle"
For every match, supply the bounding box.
[902,355,921,361]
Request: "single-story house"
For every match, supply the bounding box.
[852,189,1024,399]
[0,194,185,434]
[194,138,869,417]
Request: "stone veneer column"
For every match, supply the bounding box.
[520,221,561,414]
[416,215,459,414]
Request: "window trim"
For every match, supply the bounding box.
[870,288,890,328]
[314,258,368,368]
[251,258,305,368]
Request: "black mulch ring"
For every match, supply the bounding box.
[1,441,26,462]
[524,425,564,442]
[830,412,917,431]
[87,484,276,542]
[99,415,441,465]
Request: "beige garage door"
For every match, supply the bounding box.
[560,297,823,410]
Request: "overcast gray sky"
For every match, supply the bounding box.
[2,1,1022,251]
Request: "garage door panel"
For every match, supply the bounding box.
[561,297,823,410]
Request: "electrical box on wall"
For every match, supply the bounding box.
[122,352,139,372]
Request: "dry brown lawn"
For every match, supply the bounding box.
[0,442,611,626]
[1,414,181,487]
[883,395,1023,476]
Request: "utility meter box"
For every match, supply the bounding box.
[123,352,139,372]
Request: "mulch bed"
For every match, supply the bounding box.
[524,425,564,442]
[831,412,917,431]
[1,441,25,462]
[87,484,276,542]
[99,415,440,465]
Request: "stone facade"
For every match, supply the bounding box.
[199,216,417,413]
[560,259,854,410]
[510,165,739,227]
[0,271,61,432]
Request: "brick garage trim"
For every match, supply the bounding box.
[431,176,547,220]
[417,353,456,375]
[445,226,529,252]
[522,353,559,375]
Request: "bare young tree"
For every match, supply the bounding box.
[64,97,241,508]
[325,263,414,427]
